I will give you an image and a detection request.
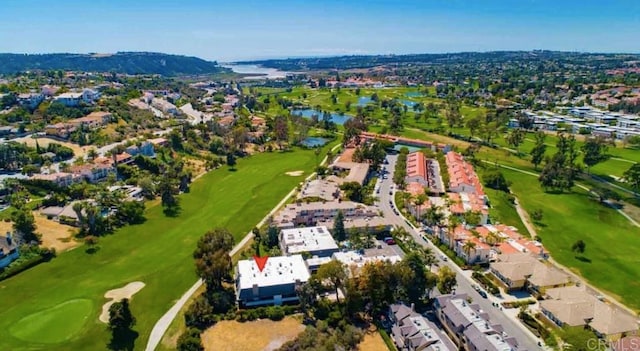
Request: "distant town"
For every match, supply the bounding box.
[0,50,639,351]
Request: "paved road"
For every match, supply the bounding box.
[380,154,542,351]
[144,143,342,351]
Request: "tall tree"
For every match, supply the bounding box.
[571,240,586,254]
[12,209,38,243]
[437,266,457,294]
[530,131,547,170]
[332,211,346,242]
[622,163,640,190]
[397,252,437,302]
[193,228,234,290]
[466,117,482,139]
[581,136,610,173]
[315,260,347,303]
[506,128,525,154]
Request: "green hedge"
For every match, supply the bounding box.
[378,328,397,351]
[471,272,500,295]
[0,247,56,281]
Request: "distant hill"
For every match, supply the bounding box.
[238,51,640,71]
[0,52,227,76]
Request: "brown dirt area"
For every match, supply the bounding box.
[338,147,356,162]
[34,213,78,252]
[14,136,87,159]
[358,329,390,351]
[201,316,304,351]
[0,213,78,252]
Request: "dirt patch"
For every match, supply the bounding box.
[14,136,87,159]
[201,316,304,351]
[338,147,356,162]
[358,329,390,351]
[0,220,12,236]
[34,213,78,252]
[285,170,304,177]
[99,282,145,323]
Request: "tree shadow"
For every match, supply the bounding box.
[575,256,591,263]
[85,246,100,255]
[163,205,182,217]
[533,221,547,228]
[227,168,237,172]
[108,328,138,351]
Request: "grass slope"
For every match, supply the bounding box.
[501,168,640,311]
[0,148,324,351]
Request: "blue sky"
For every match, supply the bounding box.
[0,0,638,61]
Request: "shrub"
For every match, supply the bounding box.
[266,306,285,321]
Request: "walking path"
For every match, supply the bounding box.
[144,143,341,351]
[499,166,640,316]
[480,160,640,228]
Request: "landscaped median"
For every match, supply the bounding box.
[0,145,334,351]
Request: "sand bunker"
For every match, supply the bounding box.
[285,170,304,176]
[99,282,145,323]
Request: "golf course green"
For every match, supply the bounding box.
[0,146,330,351]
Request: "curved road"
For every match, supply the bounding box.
[380,154,542,351]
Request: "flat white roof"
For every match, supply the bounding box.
[236,255,310,291]
[332,250,402,268]
[281,226,338,254]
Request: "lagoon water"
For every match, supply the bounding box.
[357,96,372,106]
[222,64,288,79]
[301,137,329,147]
[291,109,352,125]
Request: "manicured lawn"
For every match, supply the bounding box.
[501,168,640,311]
[0,147,328,351]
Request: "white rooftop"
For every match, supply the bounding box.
[236,255,310,291]
[281,226,338,255]
[332,250,402,269]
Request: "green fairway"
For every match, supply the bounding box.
[0,146,329,351]
[501,168,640,311]
[9,299,94,344]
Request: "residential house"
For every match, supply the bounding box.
[0,233,19,269]
[331,161,370,185]
[54,92,83,106]
[151,98,179,116]
[45,123,76,139]
[235,255,310,307]
[273,201,378,229]
[125,141,155,158]
[30,172,81,187]
[68,111,112,129]
[17,92,44,109]
[298,178,340,202]
[389,303,457,351]
[405,152,445,195]
[279,226,339,258]
[434,293,524,350]
[489,253,570,294]
[453,231,492,265]
[448,193,488,225]
[108,185,143,201]
[445,151,484,194]
[69,163,115,183]
[147,137,168,147]
[540,286,639,341]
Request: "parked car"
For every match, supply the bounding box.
[478,290,488,298]
[384,237,396,245]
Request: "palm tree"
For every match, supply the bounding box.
[446,216,461,249]
[462,241,477,264]
[412,193,428,220]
